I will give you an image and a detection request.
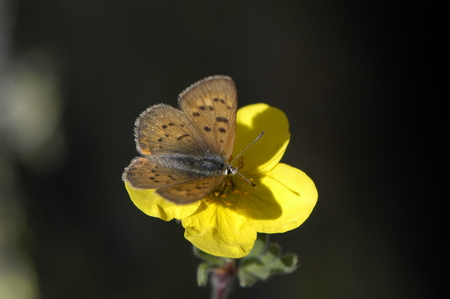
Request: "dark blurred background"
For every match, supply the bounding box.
[0,1,442,299]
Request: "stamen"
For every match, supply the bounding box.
[237,156,244,169]
[222,200,233,205]
[210,168,257,202]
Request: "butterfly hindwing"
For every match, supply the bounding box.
[123,157,225,204]
[123,156,196,189]
[157,176,225,204]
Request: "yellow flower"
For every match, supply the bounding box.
[124,103,318,258]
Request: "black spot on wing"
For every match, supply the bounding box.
[216,117,228,123]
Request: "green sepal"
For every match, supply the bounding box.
[246,233,268,258]
[237,234,298,287]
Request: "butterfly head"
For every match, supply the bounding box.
[225,162,256,187]
[225,164,239,176]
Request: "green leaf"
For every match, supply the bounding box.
[280,254,298,272]
[193,246,231,267]
[197,262,210,286]
[237,236,298,287]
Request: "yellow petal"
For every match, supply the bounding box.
[234,103,290,173]
[237,163,318,233]
[182,201,257,258]
[124,183,200,221]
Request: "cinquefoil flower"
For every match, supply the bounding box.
[124,103,318,258]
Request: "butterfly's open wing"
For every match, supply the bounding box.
[157,175,225,204]
[178,76,237,159]
[123,157,224,204]
[135,104,207,157]
[123,157,195,189]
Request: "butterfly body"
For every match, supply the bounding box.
[149,153,228,177]
[123,75,238,204]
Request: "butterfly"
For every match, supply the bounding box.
[122,75,239,204]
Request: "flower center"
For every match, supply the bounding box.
[204,156,253,205]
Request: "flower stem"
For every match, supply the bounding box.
[210,259,237,299]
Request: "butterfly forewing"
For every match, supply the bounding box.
[135,104,206,156]
[179,76,237,158]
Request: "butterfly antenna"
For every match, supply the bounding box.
[228,131,265,188]
[237,171,256,187]
[231,131,265,164]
